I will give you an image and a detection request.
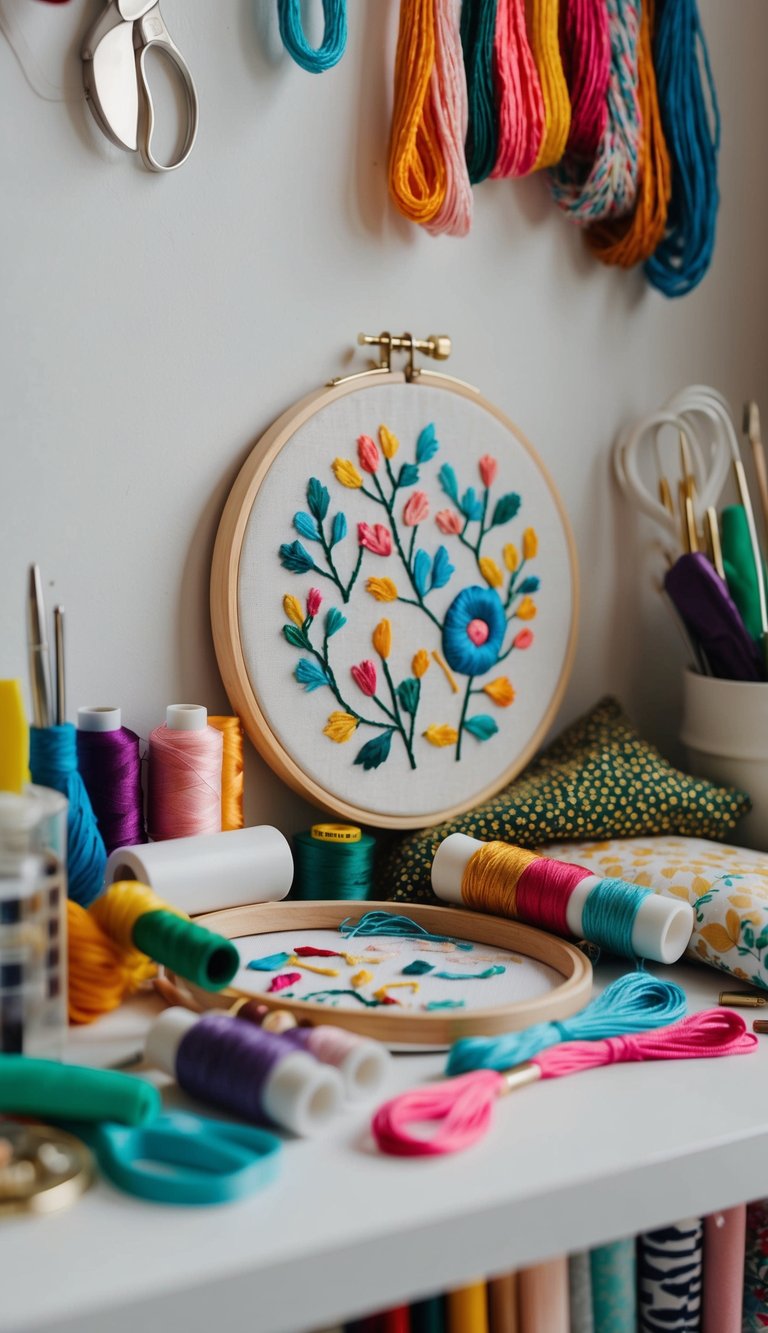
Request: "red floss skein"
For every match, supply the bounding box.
[514,859,592,936]
[559,0,611,158]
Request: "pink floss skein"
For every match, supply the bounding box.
[492,0,545,178]
[426,0,473,237]
[147,704,223,841]
[560,0,611,158]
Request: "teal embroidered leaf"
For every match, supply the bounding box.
[294,511,320,542]
[438,463,459,503]
[397,462,420,489]
[279,541,316,574]
[307,477,330,521]
[354,729,394,770]
[396,677,420,715]
[491,492,521,526]
[294,659,330,692]
[330,512,347,546]
[460,487,483,521]
[325,607,347,637]
[283,624,310,649]
[413,549,431,596]
[756,929,768,952]
[416,424,439,463]
[431,544,455,589]
[743,923,756,948]
[464,714,499,741]
[518,575,540,594]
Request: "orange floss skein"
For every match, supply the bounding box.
[208,716,245,831]
[67,899,155,1025]
[389,0,448,226]
[528,0,572,169]
[587,0,671,265]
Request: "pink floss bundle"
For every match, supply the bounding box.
[425,0,473,237]
[491,0,545,178]
[147,704,223,841]
[560,0,611,158]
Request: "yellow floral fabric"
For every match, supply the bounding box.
[546,836,768,991]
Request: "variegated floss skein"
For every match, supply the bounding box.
[559,0,611,158]
[528,0,571,170]
[587,0,671,266]
[491,0,545,179]
[549,0,641,225]
[388,0,447,226]
[147,705,223,842]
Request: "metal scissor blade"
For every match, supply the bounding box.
[83,11,139,153]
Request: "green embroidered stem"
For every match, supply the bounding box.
[496,637,520,664]
[345,545,364,599]
[317,521,350,603]
[457,487,491,576]
[382,659,416,770]
[408,527,417,566]
[371,692,399,726]
[505,558,526,611]
[407,678,421,755]
[455,675,474,762]
[318,635,389,730]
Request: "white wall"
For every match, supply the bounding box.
[2,0,767,833]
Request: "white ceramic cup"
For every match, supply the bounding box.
[680,667,768,851]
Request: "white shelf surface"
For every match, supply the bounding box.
[3,959,768,1333]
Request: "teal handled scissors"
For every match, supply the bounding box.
[65,1111,282,1207]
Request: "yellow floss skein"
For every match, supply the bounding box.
[528,0,571,169]
[389,0,447,224]
[461,841,538,916]
[90,880,185,949]
[67,900,155,1025]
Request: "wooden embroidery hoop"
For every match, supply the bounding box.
[211,334,579,829]
[183,901,592,1046]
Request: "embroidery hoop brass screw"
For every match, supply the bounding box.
[358,332,452,380]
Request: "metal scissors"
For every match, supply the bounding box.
[82,0,198,172]
[63,1110,282,1206]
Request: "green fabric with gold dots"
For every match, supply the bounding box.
[382,697,751,905]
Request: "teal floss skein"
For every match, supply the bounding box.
[581,878,653,959]
[29,724,107,907]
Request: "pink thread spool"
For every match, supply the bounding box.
[235,999,391,1099]
[147,705,223,842]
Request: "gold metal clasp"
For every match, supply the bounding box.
[499,1062,542,1095]
[357,331,452,380]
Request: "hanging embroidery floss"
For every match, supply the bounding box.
[491,0,545,180]
[76,707,145,854]
[431,835,694,962]
[207,716,244,831]
[388,0,447,227]
[372,1009,757,1157]
[145,1008,344,1136]
[527,0,571,170]
[292,824,376,901]
[460,0,499,184]
[559,0,610,159]
[425,0,473,237]
[231,997,391,1099]
[277,0,347,73]
[147,705,223,842]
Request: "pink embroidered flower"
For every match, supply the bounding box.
[403,491,430,527]
[435,509,462,535]
[357,434,380,474]
[467,619,490,646]
[479,455,497,487]
[358,522,392,557]
[306,588,322,618]
[513,629,534,650]
[351,660,377,697]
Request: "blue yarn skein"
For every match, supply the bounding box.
[277,0,347,73]
[446,972,686,1075]
[644,0,720,298]
[29,725,107,908]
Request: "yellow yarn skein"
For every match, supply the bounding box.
[528,0,571,170]
[90,880,185,950]
[67,900,155,1025]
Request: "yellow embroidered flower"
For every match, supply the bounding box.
[366,576,399,602]
[332,458,363,489]
[379,425,399,459]
[372,619,392,659]
[423,724,458,747]
[483,677,515,707]
[283,594,304,628]
[323,712,359,744]
[478,556,503,589]
[523,528,538,560]
[412,649,430,678]
[503,543,519,573]
[517,596,537,620]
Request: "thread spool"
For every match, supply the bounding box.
[233,998,390,1099]
[431,834,693,963]
[28,723,106,907]
[91,882,239,992]
[146,1008,344,1136]
[76,707,146,854]
[207,716,244,831]
[104,825,293,915]
[147,705,223,842]
[293,825,376,901]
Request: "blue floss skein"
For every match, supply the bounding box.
[29,725,107,907]
[644,0,720,297]
[581,877,653,959]
[277,0,347,73]
[446,972,686,1074]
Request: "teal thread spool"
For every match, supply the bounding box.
[292,825,376,901]
[132,912,239,993]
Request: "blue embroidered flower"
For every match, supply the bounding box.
[442,586,506,677]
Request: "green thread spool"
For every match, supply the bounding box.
[0,1057,160,1125]
[292,827,376,901]
[132,911,240,993]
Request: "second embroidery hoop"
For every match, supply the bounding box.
[211,333,579,829]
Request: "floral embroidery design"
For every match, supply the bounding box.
[279,424,542,771]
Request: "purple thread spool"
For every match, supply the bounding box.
[145,1009,344,1136]
[76,708,146,855]
[235,999,390,1099]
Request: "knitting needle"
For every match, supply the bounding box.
[678,431,699,553]
[744,401,768,540]
[26,565,52,728]
[705,507,725,579]
[53,606,65,726]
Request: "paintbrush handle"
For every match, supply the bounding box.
[751,440,768,540]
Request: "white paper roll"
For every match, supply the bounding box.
[104,825,293,915]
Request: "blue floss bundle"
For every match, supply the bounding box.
[446,972,687,1075]
[29,724,106,907]
[277,0,347,73]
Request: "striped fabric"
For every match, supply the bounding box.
[638,1219,703,1331]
